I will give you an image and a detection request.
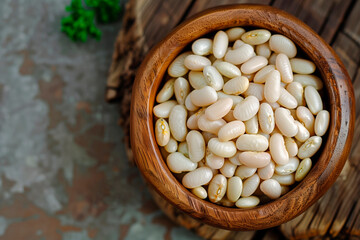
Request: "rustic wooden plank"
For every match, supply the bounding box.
[187,0,271,18]
[344,0,360,45]
[319,0,352,43]
[332,32,360,79]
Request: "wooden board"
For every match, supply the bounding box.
[106,0,360,239]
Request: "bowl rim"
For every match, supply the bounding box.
[130,4,355,230]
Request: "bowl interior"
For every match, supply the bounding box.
[131,4,354,230]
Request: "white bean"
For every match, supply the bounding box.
[270,133,289,165]
[315,110,330,136]
[174,77,190,105]
[187,108,204,130]
[264,70,281,103]
[205,98,233,120]
[164,137,178,153]
[276,53,293,83]
[224,44,254,65]
[260,179,281,199]
[186,130,205,163]
[167,152,197,173]
[235,165,257,179]
[213,61,241,78]
[237,151,271,168]
[208,138,237,158]
[254,65,275,83]
[192,186,208,199]
[296,106,315,135]
[284,137,298,157]
[226,27,245,41]
[298,136,322,159]
[241,174,260,197]
[258,103,275,134]
[213,31,229,59]
[203,65,224,90]
[205,149,224,169]
[185,94,199,111]
[197,115,226,134]
[178,142,189,157]
[244,115,259,134]
[189,71,207,89]
[295,158,312,181]
[235,196,260,208]
[168,52,191,77]
[304,86,323,115]
[293,74,323,90]
[182,167,213,188]
[156,79,175,103]
[184,54,211,71]
[153,100,177,118]
[233,95,260,121]
[223,76,249,95]
[294,120,310,142]
[208,174,227,202]
[286,82,305,106]
[241,29,271,45]
[275,157,300,175]
[155,118,171,146]
[243,83,264,101]
[192,38,213,56]
[256,43,271,58]
[233,39,245,49]
[229,151,242,165]
[241,56,268,74]
[269,34,297,58]
[275,107,298,137]
[271,173,295,185]
[220,160,237,178]
[190,86,218,107]
[269,53,278,65]
[223,110,237,122]
[168,104,187,142]
[290,58,316,74]
[227,176,243,202]
[277,87,298,109]
[236,134,269,152]
[218,120,245,142]
[258,160,275,180]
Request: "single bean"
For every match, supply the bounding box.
[241,174,260,197]
[226,27,245,42]
[258,103,275,134]
[269,34,297,58]
[254,65,275,83]
[223,76,249,95]
[270,133,289,165]
[286,82,305,106]
[153,100,177,118]
[260,179,281,199]
[156,79,175,103]
[233,39,245,49]
[275,157,300,175]
[213,60,241,78]
[223,110,237,122]
[224,44,254,65]
[236,134,269,152]
[164,137,178,153]
[235,165,257,179]
[256,43,271,58]
[220,160,237,178]
[315,110,330,136]
[294,120,310,142]
[186,130,205,163]
[284,137,298,157]
[203,65,224,91]
[188,71,207,89]
[182,167,213,188]
[235,196,260,208]
[169,105,188,141]
[244,115,259,134]
[185,94,199,111]
[208,174,227,202]
[233,95,260,121]
[275,107,298,137]
[271,173,295,185]
[187,108,204,130]
[184,54,211,71]
[167,152,197,173]
[295,158,312,181]
[296,106,315,135]
[192,38,213,56]
[298,136,322,159]
[218,120,245,142]
[241,29,271,45]
[227,176,243,202]
[192,186,208,199]
[237,151,271,168]
[205,148,225,169]
[190,86,218,107]
[304,86,323,115]
[168,51,191,77]
[277,87,298,109]
[205,98,233,120]
[276,53,293,83]
[258,160,275,180]
[208,138,237,158]
[241,56,268,74]
[174,77,190,105]
[290,58,316,74]
[293,74,323,90]
[264,69,281,103]
[213,31,229,59]
[155,118,171,146]
[197,114,226,134]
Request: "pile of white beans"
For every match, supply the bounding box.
[153,27,330,208]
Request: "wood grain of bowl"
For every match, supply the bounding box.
[130,5,355,230]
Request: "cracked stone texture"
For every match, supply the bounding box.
[0,0,201,239]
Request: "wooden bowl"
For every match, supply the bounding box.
[130,5,355,230]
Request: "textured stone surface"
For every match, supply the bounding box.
[0,0,201,239]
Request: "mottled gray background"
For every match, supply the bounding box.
[0,0,201,239]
